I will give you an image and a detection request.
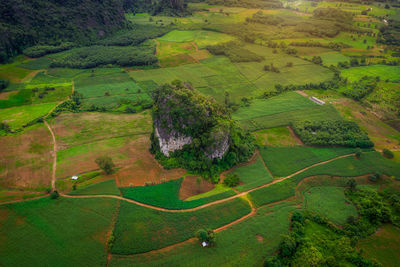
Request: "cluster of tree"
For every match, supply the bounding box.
[0,79,9,91]
[95,156,115,175]
[50,45,157,69]
[23,42,75,58]
[223,173,240,187]
[313,7,353,24]
[272,74,342,94]
[150,81,255,180]
[292,120,374,148]
[124,0,190,17]
[0,0,128,63]
[246,11,282,26]
[342,76,378,101]
[263,63,280,73]
[311,56,323,65]
[97,25,173,46]
[203,0,282,9]
[377,19,400,46]
[195,229,215,246]
[289,41,351,51]
[265,209,382,267]
[206,41,264,62]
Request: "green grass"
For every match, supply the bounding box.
[303,186,357,225]
[250,152,400,207]
[0,197,118,267]
[110,201,297,265]
[233,92,316,121]
[0,102,57,130]
[341,65,400,82]
[120,178,236,209]
[111,197,251,254]
[0,62,34,82]
[185,184,232,201]
[259,146,364,177]
[357,224,400,267]
[68,179,120,196]
[305,51,351,66]
[239,105,343,131]
[231,155,273,192]
[158,30,235,48]
[18,57,53,70]
[0,89,33,108]
[253,127,301,146]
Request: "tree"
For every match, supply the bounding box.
[223,173,240,187]
[95,156,115,174]
[347,178,357,192]
[311,56,323,65]
[50,190,59,199]
[195,229,215,246]
[279,235,296,257]
[382,148,394,159]
[355,148,362,159]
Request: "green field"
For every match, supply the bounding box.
[0,103,57,130]
[259,146,362,177]
[250,152,400,207]
[120,178,236,209]
[68,179,120,196]
[233,92,316,121]
[110,201,298,266]
[241,105,343,130]
[158,30,235,48]
[253,127,301,146]
[230,154,273,192]
[303,186,357,225]
[111,197,251,254]
[0,197,118,266]
[358,224,400,267]
[341,65,400,82]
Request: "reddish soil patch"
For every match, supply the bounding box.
[287,126,305,146]
[179,176,214,200]
[112,136,186,187]
[256,234,264,243]
[292,11,312,17]
[0,125,53,189]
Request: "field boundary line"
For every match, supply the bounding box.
[0,152,361,208]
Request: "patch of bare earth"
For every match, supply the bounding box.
[112,136,186,187]
[256,235,264,243]
[0,91,17,100]
[0,125,52,189]
[179,176,214,200]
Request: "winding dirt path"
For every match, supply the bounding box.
[44,121,57,190]
[0,152,357,209]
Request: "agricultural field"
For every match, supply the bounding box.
[1,0,399,266]
[303,186,357,225]
[0,197,118,266]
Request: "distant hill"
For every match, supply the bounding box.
[0,0,189,63]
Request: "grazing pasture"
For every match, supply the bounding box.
[229,154,273,192]
[303,186,357,225]
[110,201,297,266]
[111,198,251,254]
[120,178,236,209]
[0,197,118,267]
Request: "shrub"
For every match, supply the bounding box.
[223,173,240,187]
[50,190,59,199]
[355,148,362,159]
[382,148,394,159]
[0,78,9,91]
[195,229,216,246]
[95,156,115,175]
[347,179,357,192]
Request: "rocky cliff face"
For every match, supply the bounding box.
[154,124,193,157]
